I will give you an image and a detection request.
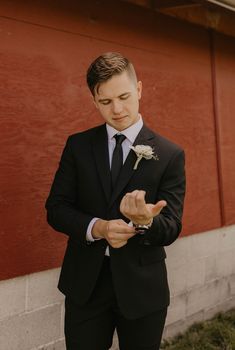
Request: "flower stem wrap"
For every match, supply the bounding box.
[130,145,158,170]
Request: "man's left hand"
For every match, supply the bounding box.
[120,190,167,225]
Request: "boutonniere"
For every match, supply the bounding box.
[130,145,159,170]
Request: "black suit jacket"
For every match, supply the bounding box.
[46,123,185,319]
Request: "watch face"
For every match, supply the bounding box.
[135,226,148,232]
[134,219,153,233]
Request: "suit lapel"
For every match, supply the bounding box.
[92,125,112,203]
[108,125,156,208]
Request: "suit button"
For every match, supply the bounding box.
[143,240,151,246]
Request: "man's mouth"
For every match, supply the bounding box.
[113,115,128,121]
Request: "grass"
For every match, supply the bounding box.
[161,309,235,350]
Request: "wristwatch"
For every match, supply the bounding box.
[133,218,153,234]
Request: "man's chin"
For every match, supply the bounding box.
[111,116,137,131]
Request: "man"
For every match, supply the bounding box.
[46,52,186,350]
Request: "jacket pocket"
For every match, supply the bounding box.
[139,247,166,266]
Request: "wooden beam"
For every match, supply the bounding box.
[205,0,235,11]
[157,3,235,38]
[154,0,195,9]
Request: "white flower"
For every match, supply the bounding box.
[130,145,159,170]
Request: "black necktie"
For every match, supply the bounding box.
[111,134,126,189]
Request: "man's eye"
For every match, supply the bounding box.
[120,95,129,100]
[101,101,111,105]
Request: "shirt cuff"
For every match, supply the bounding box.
[129,220,146,235]
[86,218,101,242]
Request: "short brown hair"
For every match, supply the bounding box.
[86,52,137,96]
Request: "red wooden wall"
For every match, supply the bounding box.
[213,34,235,225]
[0,0,234,280]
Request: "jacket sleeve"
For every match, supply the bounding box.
[144,149,186,246]
[45,136,93,244]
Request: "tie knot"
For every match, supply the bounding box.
[114,134,126,145]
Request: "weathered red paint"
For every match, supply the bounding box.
[0,0,234,280]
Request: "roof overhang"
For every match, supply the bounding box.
[121,0,235,38]
[154,1,235,12]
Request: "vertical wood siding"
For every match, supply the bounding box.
[0,0,234,279]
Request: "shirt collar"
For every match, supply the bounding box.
[106,114,143,143]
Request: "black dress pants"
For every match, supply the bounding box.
[65,257,167,350]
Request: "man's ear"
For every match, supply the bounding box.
[93,97,98,109]
[137,81,142,100]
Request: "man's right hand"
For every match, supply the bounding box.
[92,219,136,248]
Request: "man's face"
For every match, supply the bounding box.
[93,71,142,131]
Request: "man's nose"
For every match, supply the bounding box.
[112,101,123,114]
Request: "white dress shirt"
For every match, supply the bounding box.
[86,115,143,255]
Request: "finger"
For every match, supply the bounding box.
[111,241,128,249]
[108,233,136,245]
[123,190,145,215]
[135,190,147,211]
[120,192,132,216]
[114,232,136,240]
[115,225,136,234]
[116,219,130,225]
[152,200,167,216]
[125,192,138,215]
[120,196,126,214]
[109,220,135,233]
[107,228,135,239]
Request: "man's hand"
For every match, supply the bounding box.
[92,219,136,248]
[120,190,167,225]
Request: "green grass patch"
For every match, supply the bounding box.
[161,309,235,350]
